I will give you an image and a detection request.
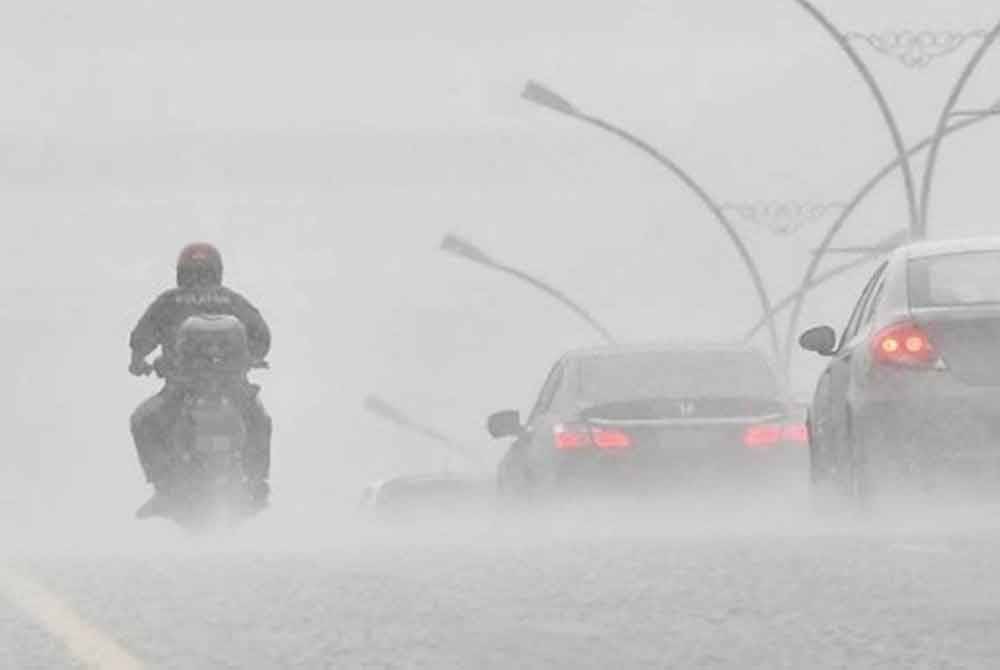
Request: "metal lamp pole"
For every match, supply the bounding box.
[440,233,617,344]
[521,80,782,364]
[363,394,472,471]
[795,0,921,238]
[778,98,1000,372]
[920,19,1000,236]
[745,231,907,340]
[797,3,1000,240]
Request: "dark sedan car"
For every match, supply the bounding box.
[487,343,806,498]
[800,237,1000,506]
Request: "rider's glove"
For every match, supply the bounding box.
[129,356,154,377]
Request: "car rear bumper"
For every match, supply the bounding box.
[855,381,1000,471]
[551,440,808,489]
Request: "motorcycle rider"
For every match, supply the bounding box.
[129,243,272,515]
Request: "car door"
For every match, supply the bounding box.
[848,265,890,399]
[812,263,887,470]
[502,360,567,477]
[821,263,887,452]
[837,263,889,414]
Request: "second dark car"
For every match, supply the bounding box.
[487,342,806,498]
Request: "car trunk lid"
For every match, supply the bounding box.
[579,396,786,425]
[913,307,1000,386]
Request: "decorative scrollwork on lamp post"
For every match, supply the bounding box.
[845,30,987,68]
[721,201,848,236]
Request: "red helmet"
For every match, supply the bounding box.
[176,242,223,288]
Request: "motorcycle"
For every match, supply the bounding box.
[137,313,269,529]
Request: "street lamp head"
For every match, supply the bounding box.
[363,394,410,427]
[440,233,496,266]
[364,394,465,453]
[522,80,578,116]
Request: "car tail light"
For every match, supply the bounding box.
[743,423,809,448]
[781,423,809,444]
[553,423,633,450]
[743,424,783,448]
[553,424,590,449]
[591,426,632,449]
[872,322,936,367]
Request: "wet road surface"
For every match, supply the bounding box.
[4,499,1000,669]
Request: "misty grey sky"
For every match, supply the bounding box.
[4,0,998,132]
[4,0,1000,505]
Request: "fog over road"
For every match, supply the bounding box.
[4,497,1000,669]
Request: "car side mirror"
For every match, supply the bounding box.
[487,410,522,439]
[799,325,837,356]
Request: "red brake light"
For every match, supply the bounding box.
[553,424,590,449]
[743,423,809,448]
[553,424,633,450]
[872,322,935,367]
[781,423,809,444]
[743,424,783,448]
[591,426,632,449]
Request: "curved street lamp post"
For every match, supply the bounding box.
[521,80,782,365]
[796,0,921,237]
[363,394,473,471]
[798,1,1000,239]
[920,20,1000,236]
[745,230,908,341]
[776,101,1000,371]
[512,13,1000,374]
[440,233,617,345]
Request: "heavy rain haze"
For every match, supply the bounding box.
[4,1,1000,668]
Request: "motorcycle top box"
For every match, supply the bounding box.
[174,314,253,377]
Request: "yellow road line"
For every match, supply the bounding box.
[0,563,146,670]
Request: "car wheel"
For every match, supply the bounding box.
[809,415,854,516]
[848,414,887,515]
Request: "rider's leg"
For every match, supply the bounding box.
[130,391,169,484]
[243,394,271,496]
[132,388,187,518]
[130,386,182,486]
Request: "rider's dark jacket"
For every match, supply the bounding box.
[130,286,271,372]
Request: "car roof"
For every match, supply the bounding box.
[897,236,1000,261]
[561,341,768,362]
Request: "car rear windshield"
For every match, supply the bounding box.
[578,350,778,403]
[908,251,1000,307]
